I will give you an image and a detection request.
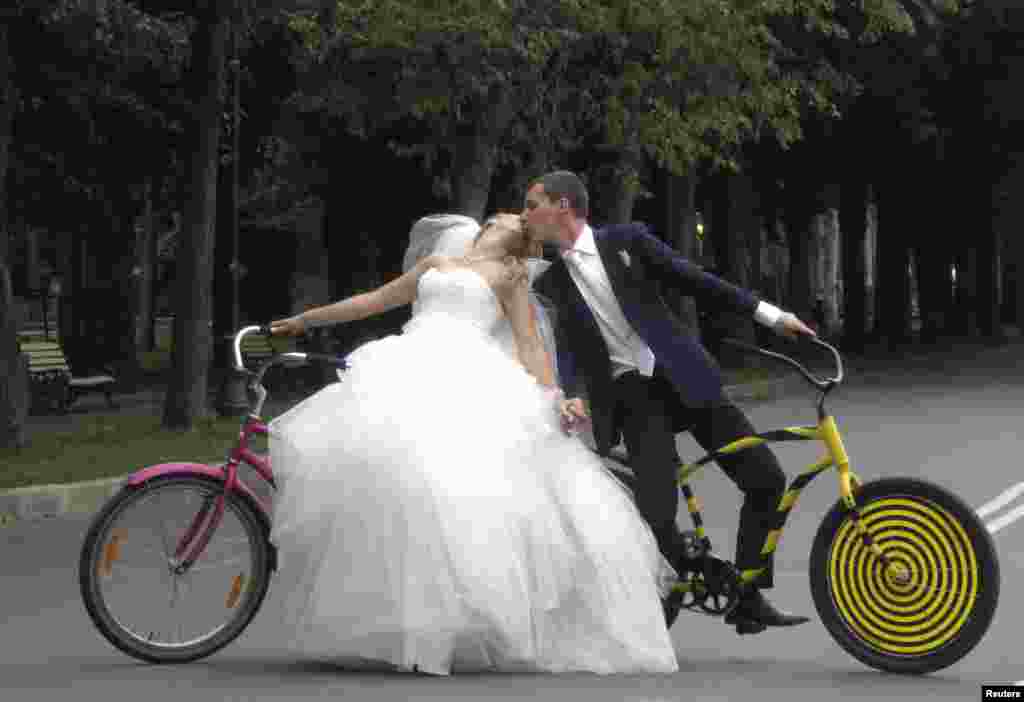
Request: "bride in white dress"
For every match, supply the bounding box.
[266,213,678,675]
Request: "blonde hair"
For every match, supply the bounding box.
[476,216,542,260]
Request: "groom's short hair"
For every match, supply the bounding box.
[531,171,589,219]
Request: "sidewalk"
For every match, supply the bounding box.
[4,330,1022,526]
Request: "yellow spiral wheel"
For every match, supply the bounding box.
[809,478,999,675]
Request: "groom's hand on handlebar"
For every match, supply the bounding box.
[269,316,306,337]
[775,313,817,340]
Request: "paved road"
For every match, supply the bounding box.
[3,348,1023,701]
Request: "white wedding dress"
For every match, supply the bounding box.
[267,266,678,675]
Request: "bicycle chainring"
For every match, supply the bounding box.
[672,554,742,617]
[697,556,742,615]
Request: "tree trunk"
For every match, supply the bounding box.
[56,229,75,346]
[163,6,229,430]
[818,209,841,338]
[449,85,514,221]
[974,183,1004,342]
[839,177,868,352]
[212,146,237,372]
[782,188,815,326]
[864,198,878,333]
[24,222,39,294]
[0,19,27,449]
[711,172,758,365]
[914,169,953,346]
[0,262,27,449]
[111,194,142,380]
[1016,235,1024,333]
[874,184,912,346]
[135,178,157,352]
[449,131,499,222]
[950,239,978,337]
[658,169,700,336]
[912,245,933,344]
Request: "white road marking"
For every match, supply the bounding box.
[987,503,1024,534]
[976,482,1024,518]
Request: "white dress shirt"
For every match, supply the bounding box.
[561,225,784,381]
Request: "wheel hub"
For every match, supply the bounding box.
[886,562,912,586]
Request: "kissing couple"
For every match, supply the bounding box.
[267,170,816,675]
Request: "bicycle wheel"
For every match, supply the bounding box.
[79,474,273,663]
[809,477,999,675]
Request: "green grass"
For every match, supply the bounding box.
[0,413,269,491]
[7,320,311,491]
[722,365,778,385]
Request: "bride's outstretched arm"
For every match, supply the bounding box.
[497,265,557,389]
[271,255,440,335]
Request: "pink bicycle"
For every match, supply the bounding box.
[78,325,346,663]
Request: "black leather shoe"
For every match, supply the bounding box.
[724,589,810,634]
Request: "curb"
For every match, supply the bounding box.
[1,376,800,528]
[0,475,129,526]
[0,461,223,529]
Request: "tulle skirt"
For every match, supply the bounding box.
[267,315,678,675]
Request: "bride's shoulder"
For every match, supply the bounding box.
[415,254,447,274]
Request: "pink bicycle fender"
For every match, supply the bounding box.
[126,463,269,516]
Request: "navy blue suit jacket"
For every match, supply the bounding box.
[533,222,760,455]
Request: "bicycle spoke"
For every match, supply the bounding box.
[169,571,181,611]
[186,553,251,573]
[176,598,184,645]
[156,511,174,562]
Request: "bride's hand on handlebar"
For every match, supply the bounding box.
[269,316,306,337]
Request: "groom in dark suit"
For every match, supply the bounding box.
[525,171,817,634]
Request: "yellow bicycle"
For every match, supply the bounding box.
[603,336,1000,675]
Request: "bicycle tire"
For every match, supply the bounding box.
[809,477,999,675]
[79,474,273,664]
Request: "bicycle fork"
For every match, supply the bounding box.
[170,470,235,575]
[819,416,909,585]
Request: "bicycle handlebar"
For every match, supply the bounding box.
[720,336,843,391]
[231,325,348,377]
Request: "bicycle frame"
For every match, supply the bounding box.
[672,336,908,590]
[674,411,866,586]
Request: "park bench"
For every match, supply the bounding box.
[20,339,118,413]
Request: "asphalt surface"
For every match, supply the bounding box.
[2,342,1023,701]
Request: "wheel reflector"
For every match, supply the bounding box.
[226,574,246,609]
[100,531,124,578]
